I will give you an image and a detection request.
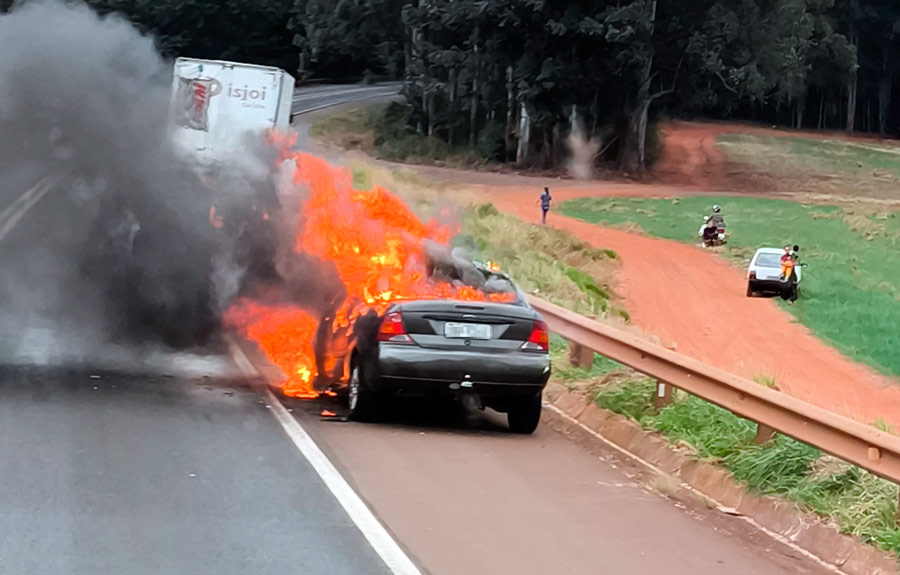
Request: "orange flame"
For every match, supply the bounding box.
[226,146,511,398]
[225,301,320,399]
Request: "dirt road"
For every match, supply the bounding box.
[488,187,900,426]
[655,123,727,188]
[655,120,900,193]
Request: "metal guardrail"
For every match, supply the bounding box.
[528,295,900,484]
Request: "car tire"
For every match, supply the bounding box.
[348,363,379,422]
[507,393,542,434]
[746,282,754,297]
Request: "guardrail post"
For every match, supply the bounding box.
[654,380,672,409]
[528,295,900,484]
[755,423,776,445]
[569,341,594,369]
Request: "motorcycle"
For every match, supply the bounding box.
[698,216,726,248]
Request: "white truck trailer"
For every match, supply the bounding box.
[169,57,295,168]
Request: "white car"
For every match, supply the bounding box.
[746,247,801,297]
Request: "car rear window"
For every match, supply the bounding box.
[427,250,522,304]
[756,253,782,268]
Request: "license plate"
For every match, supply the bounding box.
[444,322,491,340]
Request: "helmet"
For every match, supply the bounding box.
[713,205,721,213]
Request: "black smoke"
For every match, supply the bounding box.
[0,0,222,359]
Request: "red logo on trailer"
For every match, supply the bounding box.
[177,78,222,131]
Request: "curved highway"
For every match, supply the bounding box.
[0,84,832,575]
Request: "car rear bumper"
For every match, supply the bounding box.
[751,279,789,292]
[372,344,550,396]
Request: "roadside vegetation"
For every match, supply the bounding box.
[456,203,623,319]
[587,377,900,555]
[560,195,900,378]
[312,104,491,167]
[21,1,900,176]
[350,157,900,558]
[717,133,900,200]
[291,0,900,175]
[346,160,623,320]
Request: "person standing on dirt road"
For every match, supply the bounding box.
[540,187,552,224]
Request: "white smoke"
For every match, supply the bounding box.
[565,117,600,180]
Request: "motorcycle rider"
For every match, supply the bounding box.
[708,205,724,228]
[701,217,718,246]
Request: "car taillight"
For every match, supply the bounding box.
[521,320,549,352]
[377,311,413,344]
[749,271,757,280]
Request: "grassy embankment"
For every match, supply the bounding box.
[472,194,900,555]
[591,376,900,553]
[717,133,900,201]
[311,104,488,167]
[338,125,900,559]
[556,194,900,555]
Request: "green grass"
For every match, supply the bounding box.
[590,379,900,554]
[310,104,488,166]
[560,195,900,378]
[457,203,621,318]
[453,202,626,384]
[309,107,374,142]
[355,158,900,558]
[715,133,900,200]
[549,334,624,382]
[718,133,900,181]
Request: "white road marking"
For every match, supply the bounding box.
[0,176,57,243]
[226,337,422,575]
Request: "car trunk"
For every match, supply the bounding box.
[755,264,782,281]
[396,300,536,352]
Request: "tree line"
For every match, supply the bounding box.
[1,0,298,75]
[294,0,899,171]
[4,0,899,171]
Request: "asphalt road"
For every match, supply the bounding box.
[0,371,391,575]
[277,393,832,575]
[0,84,833,575]
[289,83,400,149]
[292,83,401,115]
[0,84,404,575]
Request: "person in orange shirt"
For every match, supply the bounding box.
[780,245,795,280]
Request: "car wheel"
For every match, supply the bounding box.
[507,393,542,434]
[746,282,754,297]
[348,363,379,422]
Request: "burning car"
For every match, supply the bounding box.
[226,152,550,434]
[326,261,551,434]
